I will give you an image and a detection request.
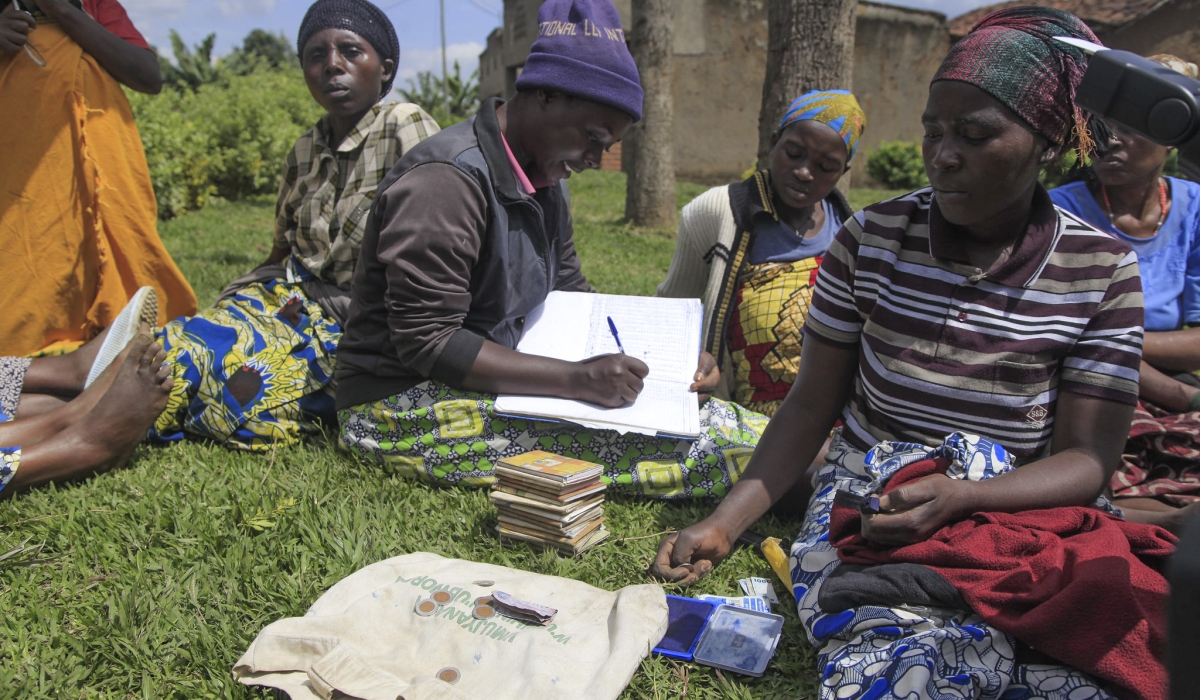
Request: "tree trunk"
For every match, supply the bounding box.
[624,0,676,228]
[756,0,858,167]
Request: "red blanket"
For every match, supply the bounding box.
[829,458,1177,700]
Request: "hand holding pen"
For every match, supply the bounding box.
[606,316,626,354]
[566,316,647,408]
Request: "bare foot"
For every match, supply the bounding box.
[75,324,143,398]
[75,333,173,468]
[68,325,112,388]
[8,334,173,489]
[11,325,143,430]
[1119,499,1200,534]
[19,326,115,399]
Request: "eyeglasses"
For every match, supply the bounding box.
[11,0,46,67]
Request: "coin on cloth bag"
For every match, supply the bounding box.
[473,604,496,620]
[431,590,453,604]
[437,667,461,684]
[473,579,495,587]
[414,598,439,616]
[474,596,493,606]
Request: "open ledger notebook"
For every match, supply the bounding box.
[494,291,703,438]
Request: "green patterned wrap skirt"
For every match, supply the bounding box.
[338,380,768,498]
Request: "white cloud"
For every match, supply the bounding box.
[117,0,188,21]
[214,0,278,17]
[396,41,484,83]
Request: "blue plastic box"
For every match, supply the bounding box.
[652,595,717,661]
[691,604,784,677]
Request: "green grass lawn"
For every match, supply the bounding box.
[0,171,901,698]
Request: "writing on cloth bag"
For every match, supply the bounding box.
[233,552,669,700]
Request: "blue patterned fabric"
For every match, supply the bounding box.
[0,408,18,494]
[789,432,1118,699]
[150,270,341,452]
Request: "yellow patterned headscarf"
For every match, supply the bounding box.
[778,89,867,161]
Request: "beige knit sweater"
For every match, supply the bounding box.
[656,185,740,400]
[656,180,853,403]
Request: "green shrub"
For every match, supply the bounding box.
[125,87,216,217]
[866,140,929,190]
[127,69,322,218]
[1040,147,1196,191]
[1040,149,1084,189]
[196,70,323,200]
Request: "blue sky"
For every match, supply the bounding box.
[122,0,994,88]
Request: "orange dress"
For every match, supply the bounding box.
[0,21,196,356]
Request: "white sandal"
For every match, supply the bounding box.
[83,286,159,388]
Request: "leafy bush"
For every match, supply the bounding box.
[127,69,323,218]
[1041,147,1196,190]
[866,140,929,190]
[198,70,323,200]
[1040,149,1084,189]
[126,87,216,217]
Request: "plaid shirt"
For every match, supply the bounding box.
[275,102,440,288]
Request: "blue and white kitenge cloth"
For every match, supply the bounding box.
[0,407,19,494]
[789,432,1119,700]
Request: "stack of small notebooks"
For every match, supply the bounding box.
[492,450,609,555]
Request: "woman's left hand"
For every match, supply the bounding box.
[860,474,974,546]
[690,351,720,403]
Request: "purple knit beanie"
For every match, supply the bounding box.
[514,0,643,122]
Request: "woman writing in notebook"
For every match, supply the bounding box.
[336,0,768,499]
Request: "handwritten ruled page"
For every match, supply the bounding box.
[495,292,703,437]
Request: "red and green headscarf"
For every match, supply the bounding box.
[933,6,1101,156]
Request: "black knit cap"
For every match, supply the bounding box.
[297,0,400,98]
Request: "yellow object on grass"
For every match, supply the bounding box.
[0,22,197,357]
[760,536,792,596]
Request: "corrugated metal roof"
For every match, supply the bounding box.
[948,0,1172,38]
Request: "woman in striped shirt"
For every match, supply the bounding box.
[654,8,1160,698]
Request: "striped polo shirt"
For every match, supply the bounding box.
[805,186,1144,462]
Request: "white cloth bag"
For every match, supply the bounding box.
[233,552,669,700]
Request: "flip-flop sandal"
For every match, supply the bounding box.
[83,286,159,389]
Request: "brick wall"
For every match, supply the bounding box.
[600,141,623,172]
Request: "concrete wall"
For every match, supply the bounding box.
[478,0,951,184]
[1099,0,1200,67]
[852,3,949,162]
[671,0,769,182]
[479,27,505,100]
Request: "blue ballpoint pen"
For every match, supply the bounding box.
[606,316,626,354]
